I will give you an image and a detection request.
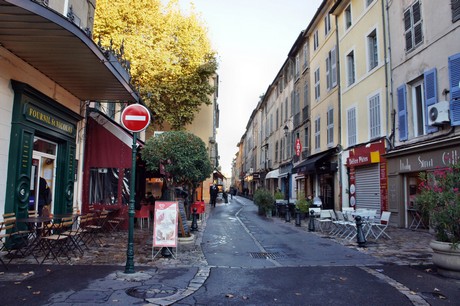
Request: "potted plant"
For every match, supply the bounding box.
[295,195,311,218]
[416,161,460,279]
[254,189,275,217]
[274,190,285,204]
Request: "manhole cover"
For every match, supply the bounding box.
[249,252,284,259]
[126,286,177,299]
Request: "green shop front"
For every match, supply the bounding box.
[5,81,80,218]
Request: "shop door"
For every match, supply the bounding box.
[355,165,380,215]
[30,137,57,215]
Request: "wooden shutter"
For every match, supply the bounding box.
[397,85,408,141]
[424,68,439,133]
[449,53,460,126]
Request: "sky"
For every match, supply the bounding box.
[174,0,323,176]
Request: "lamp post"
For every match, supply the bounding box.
[283,125,290,222]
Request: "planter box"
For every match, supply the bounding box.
[430,240,460,279]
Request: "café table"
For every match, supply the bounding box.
[408,208,426,230]
[15,216,54,263]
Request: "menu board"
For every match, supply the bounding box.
[153,201,178,247]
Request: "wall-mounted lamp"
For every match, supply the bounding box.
[283,125,289,137]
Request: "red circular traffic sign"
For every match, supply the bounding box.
[121,104,151,132]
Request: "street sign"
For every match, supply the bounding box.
[295,138,302,156]
[121,104,151,132]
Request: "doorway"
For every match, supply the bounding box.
[30,137,57,215]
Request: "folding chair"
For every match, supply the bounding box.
[107,216,125,231]
[40,217,75,263]
[85,210,109,246]
[61,215,87,255]
[315,209,332,232]
[135,205,150,229]
[0,220,11,269]
[370,211,391,240]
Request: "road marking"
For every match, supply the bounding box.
[360,266,429,306]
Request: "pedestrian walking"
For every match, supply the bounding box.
[210,184,218,207]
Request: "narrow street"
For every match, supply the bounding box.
[177,197,460,305]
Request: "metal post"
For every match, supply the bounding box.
[295,208,301,227]
[356,215,366,247]
[191,207,198,231]
[308,210,315,232]
[124,132,137,274]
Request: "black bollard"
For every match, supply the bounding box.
[355,215,366,247]
[308,210,315,232]
[295,208,301,227]
[191,207,198,231]
[285,203,291,222]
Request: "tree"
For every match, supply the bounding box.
[141,131,212,193]
[93,0,217,129]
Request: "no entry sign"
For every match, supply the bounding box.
[121,104,151,132]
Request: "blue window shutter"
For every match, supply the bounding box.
[397,85,408,141]
[424,68,439,133]
[449,53,460,126]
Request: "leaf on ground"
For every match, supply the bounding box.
[225,294,234,298]
[32,291,40,295]
[242,296,249,300]
[339,277,347,281]
[295,292,302,296]
[27,286,32,289]
[434,288,440,292]
[409,291,417,295]
[425,268,432,272]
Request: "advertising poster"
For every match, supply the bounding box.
[153,201,178,247]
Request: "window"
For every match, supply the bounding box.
[295,54,300,79]
[404,0,423,52]
[347,51,355,86]
[303,42,308,70]
[327,107,334,146]
[366,0,375,7]
[303,82,309,120]
[304,127,309,152]
[285,98,288,121]
[345,5,352,29]
[324,14,331,36]
[347,107,357,146]
[280,101,284,124]
[276,108,279,128]
[275,141,279,162]
[89,168,121,205]
[270,114,273,134]
[314,68,321,100]
[367,29,378,70]
[315,117,321,150]
[453,0,460,23]
[313,29,319,50]
[326,47,337,90]
[369,94,381,139]
[107,103,115,119]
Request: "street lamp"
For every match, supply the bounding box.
[283,125,290,222]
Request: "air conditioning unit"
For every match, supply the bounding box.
[428,101,450,126]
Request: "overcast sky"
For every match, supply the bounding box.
[174,0,323,176]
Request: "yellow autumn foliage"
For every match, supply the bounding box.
[93,0,217,129]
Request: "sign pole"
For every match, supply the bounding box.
[125,131,137,274]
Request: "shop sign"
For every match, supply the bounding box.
[25,104,76,137]
[347,140,385,167]
[397,148,460,173]
[295,138,302,156]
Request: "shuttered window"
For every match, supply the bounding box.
[404,1,423,52]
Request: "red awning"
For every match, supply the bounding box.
[86,111,144,168]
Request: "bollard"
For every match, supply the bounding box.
[355,215,366,247]
[295,208,301,227]
[308,210,315,232]
[191,207,198,231]
[285,203,291,222]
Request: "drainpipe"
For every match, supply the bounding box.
[334,14,343,210]
[384,0,395,149]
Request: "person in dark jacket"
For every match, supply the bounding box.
[210,184,218,207]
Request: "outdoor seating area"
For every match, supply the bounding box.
[311,208,392,242]
[0,208,129,267]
